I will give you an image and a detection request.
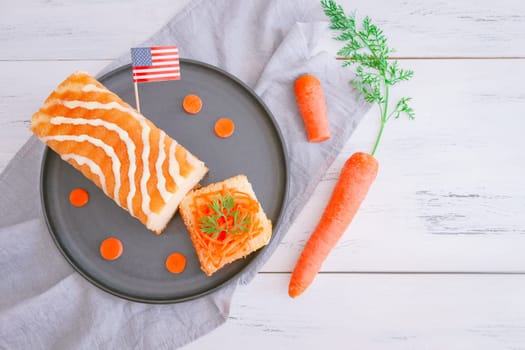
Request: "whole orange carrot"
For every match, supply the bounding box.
[294,74,331,143]
[288,0,415,298]
[288,152,378,298]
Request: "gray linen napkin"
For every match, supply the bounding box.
[0,0,369,348]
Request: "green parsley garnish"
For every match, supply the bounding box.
[198,193,251,239]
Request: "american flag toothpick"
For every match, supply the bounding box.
[130,45,181,112]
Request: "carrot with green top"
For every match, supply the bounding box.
[288,0,415,298]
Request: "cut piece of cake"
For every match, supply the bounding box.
[179,175,272,276]
[30,71,208,234]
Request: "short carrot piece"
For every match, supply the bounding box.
[100,237,123,261]
[69,188,89,207]
[288,152,378,298]
[182,94,203,114]
[294,74,331,143]
[214,117,235,138]
[165,252,187,274]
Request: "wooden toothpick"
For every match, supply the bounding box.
[134,81,141,113]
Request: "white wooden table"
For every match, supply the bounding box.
[2,0,525,348]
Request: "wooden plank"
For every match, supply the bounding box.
[185,274,525,350]
[0,0,191,61]
[1,0,524,60]
[1,59,524,272]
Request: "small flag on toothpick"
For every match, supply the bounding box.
[130,45,181,112]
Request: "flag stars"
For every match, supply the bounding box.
[131,48,153,67]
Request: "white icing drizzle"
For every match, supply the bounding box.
[50,116,136,215]
[61,153,107,194]
[156,131,170,203]
[42,134,121,205]
[168,140,184,186]
[139,121,152,216]
[81,84,108,93]
[186,151,204,170]
[60,99,152,217]
[63,100,129,112]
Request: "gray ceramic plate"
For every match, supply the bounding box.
[40,60,288,303]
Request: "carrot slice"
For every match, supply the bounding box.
[294,74,331,142]
[288,152,378,298]
[69,188,89,207]
[100,237,123,261]
[182,94,203,114]
[165,252,187,274]
[214,118,235,138]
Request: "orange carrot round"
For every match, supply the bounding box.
[288,152,378,298]
[182,94,203,114]
[100,237,123,261]
[214,117,235,138]
[69,188,89,207]
[294,74,331,143]
[165,252,187,274]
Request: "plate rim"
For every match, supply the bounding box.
[39,58,290,304]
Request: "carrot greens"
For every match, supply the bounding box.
[321,0,415,156]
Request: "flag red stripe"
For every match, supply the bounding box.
[150,58,179,64]
[134,76,181,83]
[132,70,180,77]
[132,66,180,72]
[152,56,179,61]
[151,52,179,57]
[151,46,178,50]
[151,61,179,67]
[132,71,179,77]
[132,65,178,70]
